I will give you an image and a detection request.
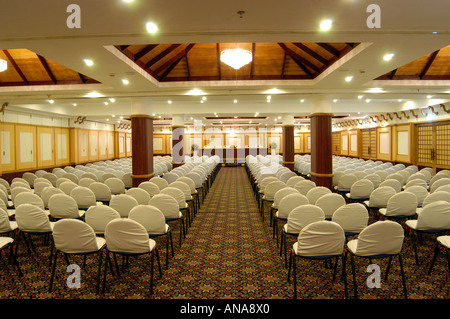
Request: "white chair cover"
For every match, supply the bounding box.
[148,194,182,219]
[89,182,112,201]
[273,187,298,208]
[150,176,169,190]
[109,194,139,218]
[70,186,97,209]
[306,186,332,205]
[294,180,316,196]
[285,204,325,234]
[293,221,345,257]
[85,205,120,234]
[15,204,54,232]
[347,220,404,256]
[366,186,396,208]
[53,219,105,253]
[332,203,368,234]
[129,205,168,235]
[105,218,156,254]
[406,200,450,230]
[379,192,418,217]
[48,193,84,219]
[276,193,309,219]
[138,181,161,197]
[349,179,374,199]
[126,187,151,205]
[316,193,346,219]
[104,177,126,195]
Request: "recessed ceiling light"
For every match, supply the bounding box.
[383,53,395,61]
[106,118,109,121]
[48,99,54,104]
[202,96,207,101]
[104,102,109,105]
[122,0,134,3]
[186,89,205,96]
[84,91,104,98]
[319,19,333,31]
[264,88,284,94]
[427,95,433,99]
[358,95,364,99]
[333,99,338,103]
[168,100,172,104]
[83,59,94,66]
[120,116,123,119]
[300,99,305,103]
[366,99,371,103]
[398,99,403,102]
[432,31,438,34]
[345,75,354,82]
[146,22,158,34]
[109,98,115,102]
[121,78,129,85]
[112,115,115,118]
[234,99,238,103]
[72,103,77,106]
[366,88,384,93]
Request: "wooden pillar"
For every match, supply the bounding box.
[282,114,295,171]
[309,96,333,189]
[130,98,154,187]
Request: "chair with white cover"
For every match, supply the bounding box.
[122,172,132,189]
[41,186,64,210]
[70,186,98,211]
[257,176,279,211]
[61,173,79,184]
[270,187,299,228]
[404,185,429,207]
[364,174,382,189]
[316,193,347,220]
[274,193,309,246]
[11,186,33,205]
[288,221,347,299]
[104,177,126,195]
[184,172,205,204]
[138,181,161,198]
[332,203,369,237]
[0,215,23,277]
[149,194,185,246]
[421,191,450,208]
[430,177,450,193]
[294,180,316,196]
[101,172,117,183]
[102,218,162,295]
[280,204,325,268]
[177,176,200,214]
[42,173,58,187]
[84,205,120,236]
[404,178,428,190]
[335,174,357,194]
[58,181,78,196]
[306,186,332,205]
[14,192,50,215]
[129,205,174,269]
[170,181,196,223]
[160,186,192,229]
[49,219,106,292]
[405,200,450,265]
[126,187,151,205]
[109,194,138,218]
[22,172,37,188]
[78,177,96,188]
[89,182,112,205]
[260,181,286,222]
[346,220,407,299]
[345,179,374,203]
[378,191,418,225]
[435,184,450,194]
[81,172,98,182]
[379,179,403,193]
[286,176,305,188]
[162,172,179,185]
[363,186,396,217]
[150,176,169,191]
[48,193,86,220]
[14,204,55,258]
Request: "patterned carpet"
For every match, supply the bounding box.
[1,166,450,302]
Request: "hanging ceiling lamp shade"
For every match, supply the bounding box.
[0,59,7,72]
[220,48,253,70]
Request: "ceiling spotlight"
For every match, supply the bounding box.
[202,96,207,101]
[112,114,116,117]
[48,99,54,104]
[121,78,129,85]
[300,99,305,103]
[83,58,94,66]
[84,91,103,98]
[319,19,333,31]
[427,95,433,99]
[333,99,338,103]
[109,98,115,102]
[104,102,109,105]
[168,100,172,104]
[146,22,158,34]
[383,53,395,61]
[345,75,354,82]
[72,103,77,106]
[120,116,123,119]
[366,99,371,103]
[358,95,364,99]
[234,99,238,103]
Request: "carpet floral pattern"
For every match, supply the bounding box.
[0,167,449,299]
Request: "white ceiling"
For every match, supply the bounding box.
[0,0,449,125]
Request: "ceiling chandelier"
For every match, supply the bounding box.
[220,48,252,70]
[0,59,6,72]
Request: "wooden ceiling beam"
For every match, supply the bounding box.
[135,44,158,61]
[250,43,256,80]
[277,43,317,77]
[317,43,340,57]
[2,50,28,85]
[36,54,57,84]
[216,43,222,80]
[292,43,328,65]
[145,44,181,70]
[388,68,398,80]
[158,44,195,80]
[420,49,439,79]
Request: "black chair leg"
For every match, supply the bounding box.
[398,254,408,299]
[428,242,440,275]
[350,253,358,299]
[49,249,59,292]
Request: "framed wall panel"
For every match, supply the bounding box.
[98,131,108,160]
[267,135,282,152]
[332,132,340,155]
[37,127,55,167]
[304,133,311,153]
[348,129,359,157]
[15,125,36,170]
[117,132,126,158]
[125,133,132,157]
[294,134,303,153]
[54,127,70,166]
[153,134,166,154]
[340,132,349,155]
[88,130,99,161]
[107,131,114,159]
[0,123,16,172]
[393,124,413,163]
[77,129,89,163]
[377,127,391,161]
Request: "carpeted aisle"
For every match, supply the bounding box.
[152,166,293,298]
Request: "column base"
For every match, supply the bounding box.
[131,172,155,187]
